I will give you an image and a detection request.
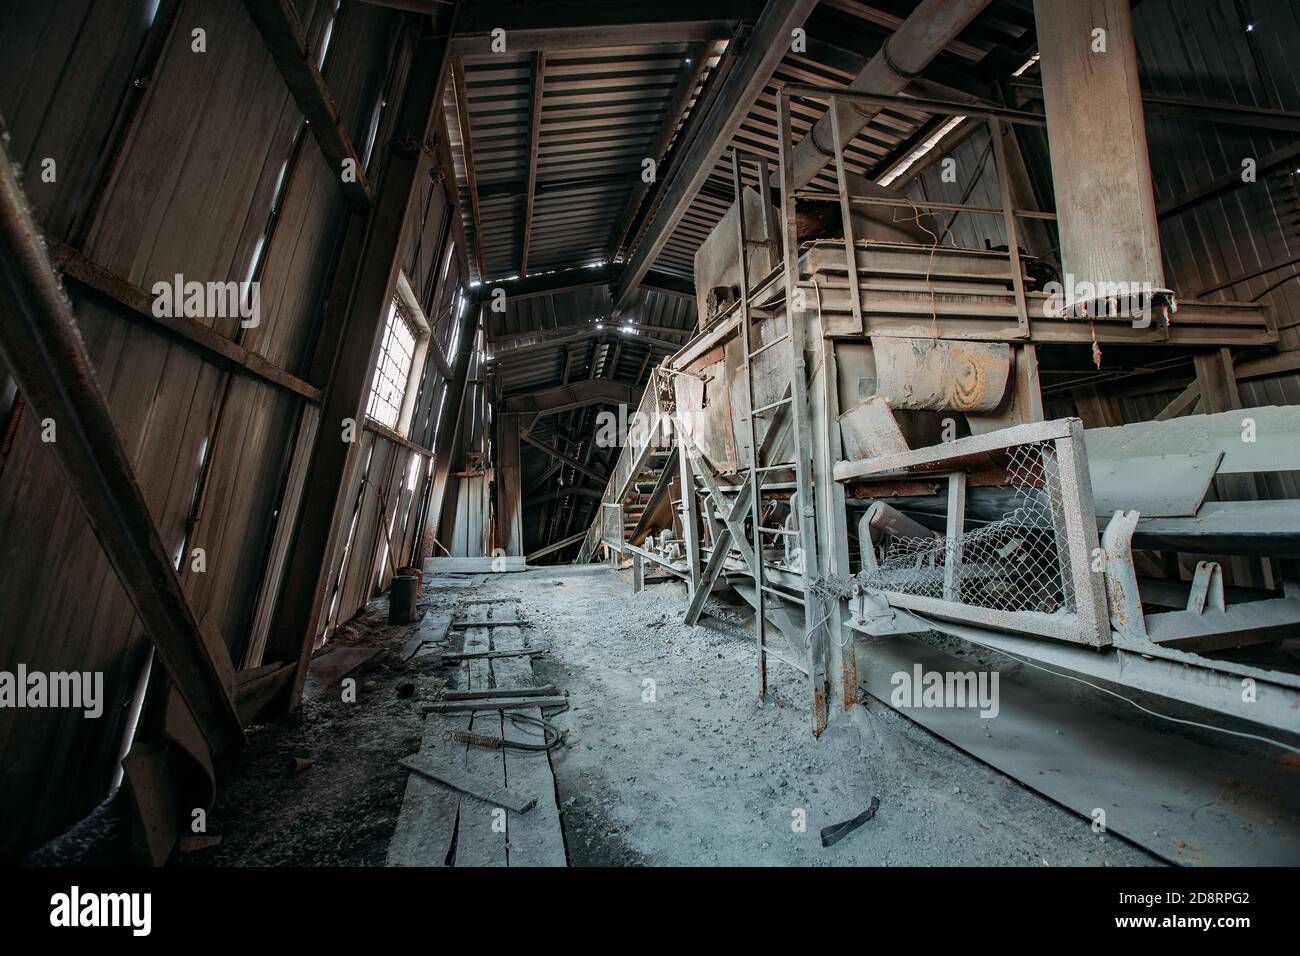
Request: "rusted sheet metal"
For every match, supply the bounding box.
[693,186,776,330]
[847,479,942,499]
[844,463,1013,500]
[873,337,1010,412]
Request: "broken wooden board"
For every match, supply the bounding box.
[401,612,453,661]
[398,755,536,813]
[437,648,547,662]
[302,646,381,699]
[422,695,569,714]
[492,624,567,867]
[386,710,460,867]
[443,685,558,701]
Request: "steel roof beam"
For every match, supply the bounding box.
[455,0,763,31]
[520,52,545,275]
[453,22,734,56]
[532,484,604,503]
[489,330,681,364]
[500,378,632,414]
[478,170,640,201]
[522,434,608,484]
[478,264,693,301]
[452,57,488,280]
[613,0,819,314]
[609,42,711,262]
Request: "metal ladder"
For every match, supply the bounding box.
[730,144,824,727]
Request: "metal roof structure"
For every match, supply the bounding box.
[443,0,1042,557]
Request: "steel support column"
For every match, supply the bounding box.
[1034,0,1165,303]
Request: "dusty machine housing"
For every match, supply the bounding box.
[578,84,1300,862]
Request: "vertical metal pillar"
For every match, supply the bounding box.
[776,90,828,735]
[677,433,702,597]
[828,99,864,335]
[1033,0,1165,305]
[732,149,767,701]
[990,118,1031,336]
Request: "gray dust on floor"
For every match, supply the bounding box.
[510,564,1158,867]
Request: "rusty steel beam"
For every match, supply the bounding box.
[0,122,244,754]
[520,52,545,274]
[613,0,819,314]
[241,0,372,207]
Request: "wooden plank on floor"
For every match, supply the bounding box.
[443,685,557,700]
[423,695,568,714]
[398,756,536,812]
[437,648,547,662]
[390,595,565,866]
[302,646,380,699]
[492,623,567,866]
[401,612,452,661]
[450,618,530,628]
[452,612,508,866]
[386,712,460,866]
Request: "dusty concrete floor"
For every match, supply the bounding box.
[72,562,1159,867]
[519,564,1158,866]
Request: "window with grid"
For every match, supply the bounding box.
[366,297,418,430]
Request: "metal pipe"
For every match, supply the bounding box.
[784,0,992,190]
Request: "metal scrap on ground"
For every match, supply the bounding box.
[820,796,881,848]
[398,755,537,813]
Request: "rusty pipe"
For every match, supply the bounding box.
[785,0,991,190]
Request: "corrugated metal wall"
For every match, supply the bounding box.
[1136,0,1300,352]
